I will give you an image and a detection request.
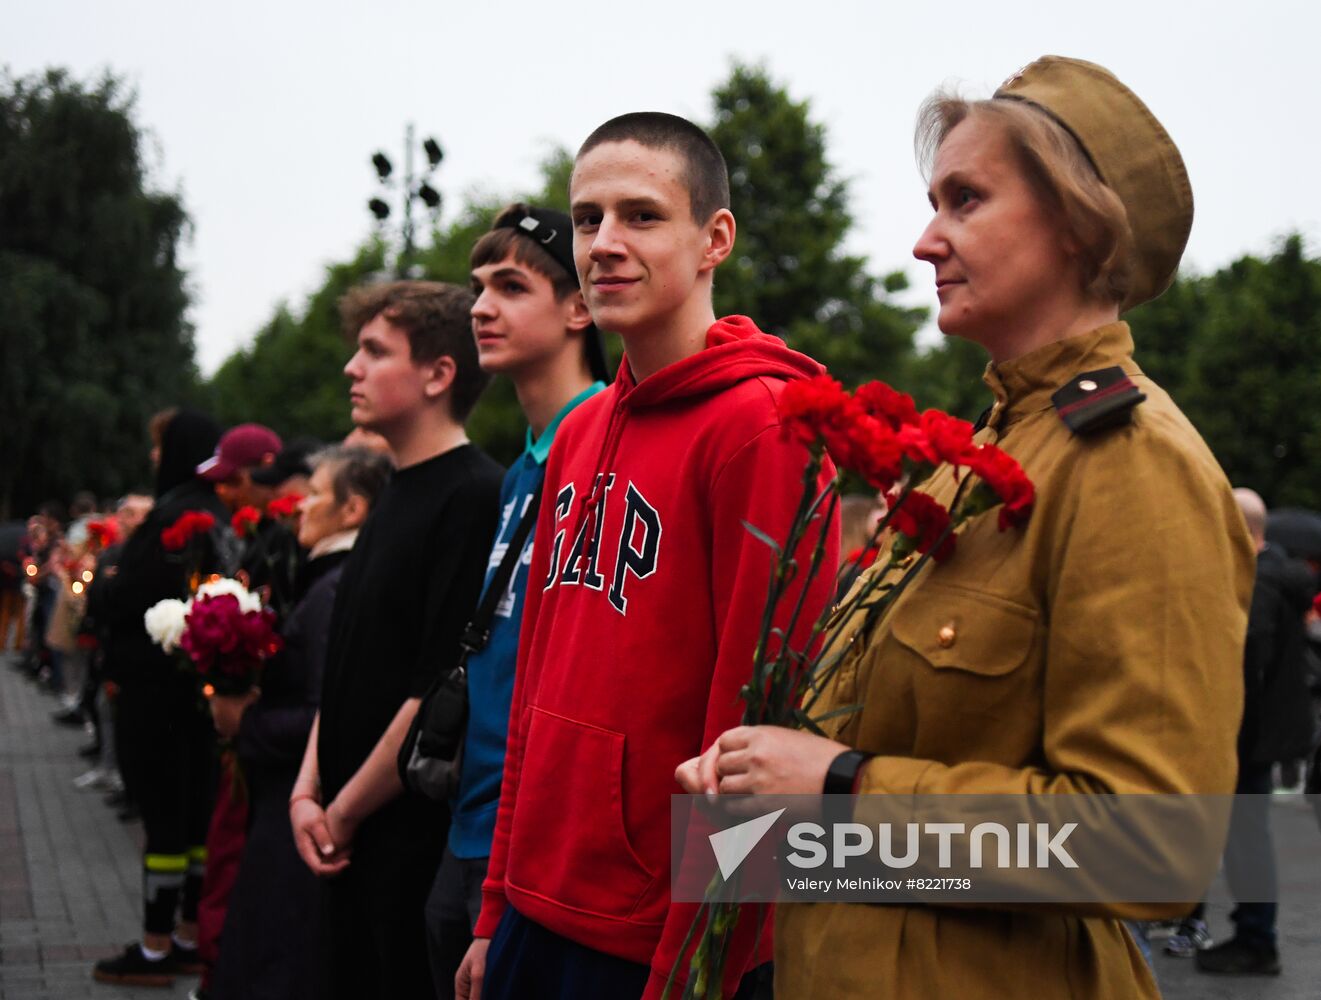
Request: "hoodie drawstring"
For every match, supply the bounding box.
[565,388,630,564]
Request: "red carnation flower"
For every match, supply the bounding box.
[835,415,903,493]
[87,520,121,550]
[854,381,919,431]
[778,376,856,448]
[897,410,976,471]
[887,490,956,562]
[779,378,906,492]
[965,445,1035,530]
[232,506,262,537]
[161,510,216,552]
[266,494,305,521]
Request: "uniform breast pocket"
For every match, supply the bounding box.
[887,584,1043,760]
[890,583,1039,677]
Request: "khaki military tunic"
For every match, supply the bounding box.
[775,323,1254,999]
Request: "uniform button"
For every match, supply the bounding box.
[937,624,957,648]
[1079,379,1098,392]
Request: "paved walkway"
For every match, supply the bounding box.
[2,648,1319,999]
[1155,788,1321,999]
[0,654,191,1000]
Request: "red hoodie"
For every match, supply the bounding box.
[476,316,839,997]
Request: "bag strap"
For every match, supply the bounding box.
[458,480,544,656]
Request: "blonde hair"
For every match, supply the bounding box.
[916,92,1134,305]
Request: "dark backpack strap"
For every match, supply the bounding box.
[459,481,544,655]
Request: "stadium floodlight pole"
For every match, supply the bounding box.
[401,122,416,277]
[366,123,444,279]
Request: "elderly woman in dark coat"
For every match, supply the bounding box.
[210,447,391,1000]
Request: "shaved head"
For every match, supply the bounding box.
[1232,487,1266,547]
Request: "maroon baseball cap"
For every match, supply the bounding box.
[196,424,283,482]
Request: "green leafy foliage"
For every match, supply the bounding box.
[0,69,198,515]
[204,241,389,444]
[1128,234,1321,508]
[903,337,993,423]
[710,63,925,385]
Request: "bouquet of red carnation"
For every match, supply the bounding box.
[176,582,282,695]
[667,376,1035,999]
[86,519,121,551]
[231,506,262,538]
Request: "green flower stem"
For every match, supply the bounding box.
[770,487,839,720]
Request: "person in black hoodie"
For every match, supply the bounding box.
[95,409,236,988]
[1196,488,1318,977]
[209,445,390,1000]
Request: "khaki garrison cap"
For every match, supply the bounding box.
[995,55,1192,312]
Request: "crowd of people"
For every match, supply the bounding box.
[3,52,1321,1000]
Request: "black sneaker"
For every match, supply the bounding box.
[1195,937,1281,975]
[171,939,205,975]
[92,942,175,987]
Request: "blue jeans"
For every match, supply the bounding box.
[483,907,773,1000]
[483,907,650,1000]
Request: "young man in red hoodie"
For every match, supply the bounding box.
[457,113,838,1000]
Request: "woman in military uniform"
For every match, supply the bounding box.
[678,56,1254,998]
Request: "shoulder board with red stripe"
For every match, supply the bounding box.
[1050,366,1146,436]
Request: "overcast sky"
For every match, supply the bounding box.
[12,0,1319,373]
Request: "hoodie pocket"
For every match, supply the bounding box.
[506,707,659,920]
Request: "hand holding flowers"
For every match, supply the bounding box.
[209,689,260,739]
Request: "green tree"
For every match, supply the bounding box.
[1129,235,1321,508]
[1121,271,1206,409]
[708,63,923,385]
[0,69,198,516]
[903,336,994,422]
[416,151,585,463]
[206,241,388,441]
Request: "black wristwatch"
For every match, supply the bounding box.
[824,750,874,795]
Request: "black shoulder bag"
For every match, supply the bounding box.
[399,483,543,801]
